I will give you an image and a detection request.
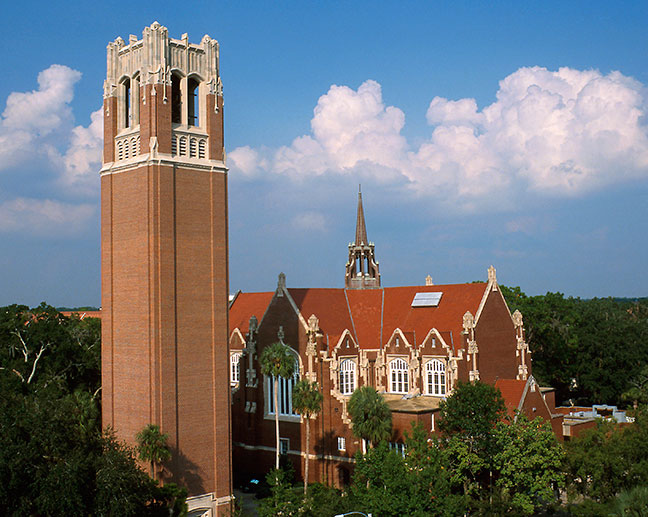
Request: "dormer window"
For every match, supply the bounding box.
[425,359,446,396]
[389,358,409,394]
[339,359,356,395]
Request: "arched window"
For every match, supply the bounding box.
[171,73,182,124]
[339,359,356,395]
[389,358,409,394]
[131,74,140,126]
[122,77,131,128]
[230,352,242,386]
[267,355,299,416]
[187,76,200,126]
[426,359,446,396]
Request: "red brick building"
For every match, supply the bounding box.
[229,190,563,486]
[100,23,232,515]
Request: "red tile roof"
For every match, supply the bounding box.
[60,310,103,320]
[495,379,527,418]
[229,291,274,333]
[230,282,489,351]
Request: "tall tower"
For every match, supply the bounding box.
[100,22,231,514]
[345,186,381,289]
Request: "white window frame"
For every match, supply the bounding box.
[389,357,409,394]
[266,356,299,417]
[339,358,357,395]
[230,351,242,386]
[280,438,289,455]
[425,359,446,396]
[337,436,346,451]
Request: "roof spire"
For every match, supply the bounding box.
[345,186,380,289]
[355,184,368,246]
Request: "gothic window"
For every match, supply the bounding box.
[131,74,140,126]
[389,358,409,394]
[425,359,446,396]
[171,73,182,124]
[339,359,356,395]
[122,77,131,128]
[230,352,242,386]
[187,76,200,126]
[267,355,299,417]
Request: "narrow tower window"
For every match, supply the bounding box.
[131,74,140,126]
[171,73,182,124]
[188,77,200,126]
[123,78,131,128]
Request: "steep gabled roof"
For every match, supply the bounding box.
[380,283,486,351]
[229,291,274,333]
[229,282,489,352]
[287,288,354,344]
[496,379,527,418]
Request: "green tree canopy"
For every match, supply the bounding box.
[0,304,185,516]
[136,424,172,481]
[493,416,565,515]
[347,385,392,447]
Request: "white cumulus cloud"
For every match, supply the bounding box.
[60,107,103,189]
[228,67,648,211]
[0,198,95,236]
[0,65,82,170]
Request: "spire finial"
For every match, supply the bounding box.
[355,187,368,246]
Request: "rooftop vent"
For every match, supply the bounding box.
[411,292,443,307]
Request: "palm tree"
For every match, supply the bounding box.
[260,341,296,469]
[348,385,392,449]
[136,423,171,481]
[292,379,323,495]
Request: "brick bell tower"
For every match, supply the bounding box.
[101,22,232,514]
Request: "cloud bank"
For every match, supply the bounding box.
[0,65,101,235]
[229,67,648,210]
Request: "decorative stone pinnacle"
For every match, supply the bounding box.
[308,314,319,333]
[425,275,433,286]
[488,265,497,284]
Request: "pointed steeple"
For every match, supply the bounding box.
[355,185,368,246]
[345,186,380,289]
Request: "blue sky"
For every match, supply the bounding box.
[1,1,647,307]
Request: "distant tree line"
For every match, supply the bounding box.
[501,286,648,406]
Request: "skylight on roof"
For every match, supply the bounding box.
[411,292,443,307]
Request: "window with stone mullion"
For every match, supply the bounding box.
[390,358,409,394]
[339,359,356,395]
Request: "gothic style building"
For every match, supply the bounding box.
[100,23,232,515]
[229,191,563,486]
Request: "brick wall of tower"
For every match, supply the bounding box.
[102,162,231,499]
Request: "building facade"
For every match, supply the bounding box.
[229,192,562,486]
[100,22,232,515]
